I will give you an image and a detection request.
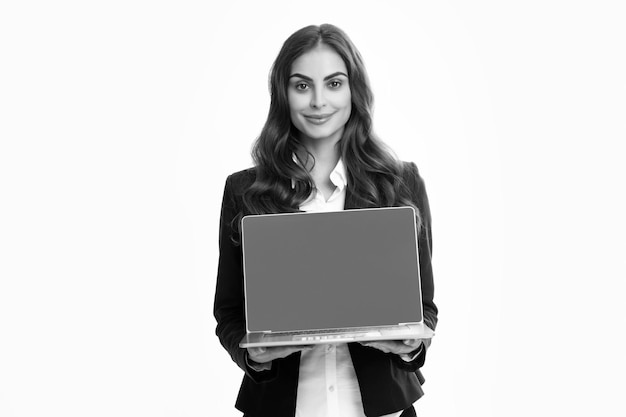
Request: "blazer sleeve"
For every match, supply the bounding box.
[391,162,438,372]
[213,174,278,383]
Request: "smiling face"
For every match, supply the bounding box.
[287,44,352,147]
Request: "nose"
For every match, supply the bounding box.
[310,87,326,109]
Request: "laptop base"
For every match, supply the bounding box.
[239,323,434,348]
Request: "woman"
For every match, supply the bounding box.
[214,24,437,417]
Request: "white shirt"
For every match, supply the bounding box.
[295,159,403,417]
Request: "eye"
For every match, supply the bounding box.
[295,82,309,91]
[328,80,342,89]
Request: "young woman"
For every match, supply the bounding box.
[214,24,437,417]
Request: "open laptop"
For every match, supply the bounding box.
[239,206,434,348]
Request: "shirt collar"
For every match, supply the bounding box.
[329,158,348,190]
[290,155,348,190]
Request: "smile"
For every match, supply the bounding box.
[304,113,335,125]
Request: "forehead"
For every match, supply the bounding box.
[290,44,347,77]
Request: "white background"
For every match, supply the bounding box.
[1,1,625,416]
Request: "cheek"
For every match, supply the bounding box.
[287,94,304,129]
[340,92,352,118]
[287,91,306,113]
[339,90,352,110]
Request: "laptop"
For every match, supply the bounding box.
[239,206,434,348]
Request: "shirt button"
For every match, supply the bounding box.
[328,385,335,392]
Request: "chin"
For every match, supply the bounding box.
[307,129,342,142]
[300,121,346,141]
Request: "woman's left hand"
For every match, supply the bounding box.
[359,339,423,355]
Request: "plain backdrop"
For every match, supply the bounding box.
[1,1,625,416]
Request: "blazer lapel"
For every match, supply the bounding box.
[344,187,357,210]
[344,186,376,210]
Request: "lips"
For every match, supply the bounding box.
[304,112,335,125]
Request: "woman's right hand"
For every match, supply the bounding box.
[247,345,313,364]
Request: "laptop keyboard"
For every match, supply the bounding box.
[277,327,382,342]
[293,327,373,335]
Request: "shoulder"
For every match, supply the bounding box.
[399,161,429,212]
[399,161,423,185]
[224,167,257,193]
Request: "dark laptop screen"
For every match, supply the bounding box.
[242,207,423,332]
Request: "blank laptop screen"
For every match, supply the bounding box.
[242,207,423,333]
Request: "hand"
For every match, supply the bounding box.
[359,339,424,355]
[247,345,314,364]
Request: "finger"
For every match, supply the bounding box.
[371,341,396,349]
[269,345,313,360]
[248,346,267,356]
[365,343,390,353]
[360,341,388,349]
[367,340,416,354]
[284,344,314,352]
[403,339,423,348]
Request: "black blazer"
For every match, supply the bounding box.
[213,161,438,417]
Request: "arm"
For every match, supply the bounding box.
[396,161,438,370]
[213,174,311,381]
[213,174,278,382]
[410,162,437,333]
[362,162,438,371]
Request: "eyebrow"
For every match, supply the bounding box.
[288,71,348,82]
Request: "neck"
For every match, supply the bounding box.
[299,132,342,171]
[296,136,342,194]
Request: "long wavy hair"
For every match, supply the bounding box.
[236,24,421,238]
